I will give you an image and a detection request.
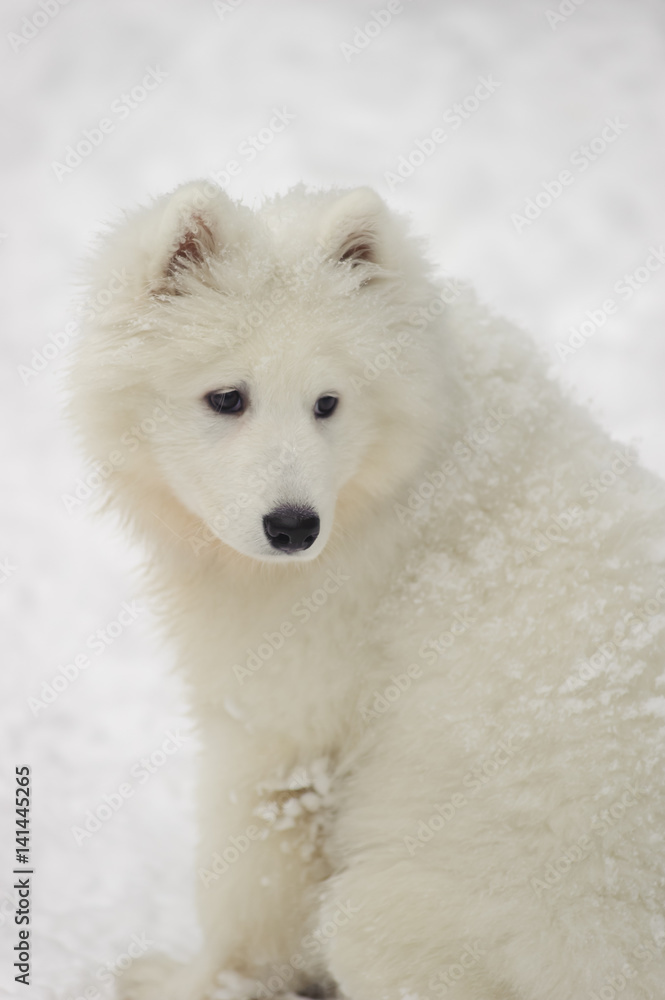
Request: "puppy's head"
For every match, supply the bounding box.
[70,182,447,564]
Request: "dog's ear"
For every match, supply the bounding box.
[150,181,232,295]
[319,188,388,277]
[164,214,216,278]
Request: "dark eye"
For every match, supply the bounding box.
[314,395,338,419]
[205,389,244,414]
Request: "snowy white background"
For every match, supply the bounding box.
[1,1,664,996]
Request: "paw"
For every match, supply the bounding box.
[117,953,210,1000]
[210,971,336,1000]
[210,970,264,1000]
[116,953,176,999]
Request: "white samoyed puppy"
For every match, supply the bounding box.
[69,182,665,1000]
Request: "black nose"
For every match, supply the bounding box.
[263,506,320,553]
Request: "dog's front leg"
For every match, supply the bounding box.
[120,718,334,1000]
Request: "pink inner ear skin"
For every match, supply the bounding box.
[339,239,375,267]
[166,216,215,277]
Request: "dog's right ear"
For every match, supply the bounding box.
[318,187,392,285]
[148,181,233,295]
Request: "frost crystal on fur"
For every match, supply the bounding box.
[69,181,665,1000]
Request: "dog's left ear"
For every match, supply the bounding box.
[319,188,388,276]
[150,181,233,294]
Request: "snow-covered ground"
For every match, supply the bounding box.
[1,1,664,996]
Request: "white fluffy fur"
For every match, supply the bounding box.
[70,182,665,1000]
